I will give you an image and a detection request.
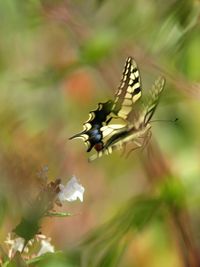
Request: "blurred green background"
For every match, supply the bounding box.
[0,0,200,266]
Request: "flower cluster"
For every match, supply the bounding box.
[5,233,55,259]
[2,176,85,264]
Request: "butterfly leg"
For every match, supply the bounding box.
[88,151,103,162]
[125,139,143,158]
[120,143,127,157]
[142,130,152,151]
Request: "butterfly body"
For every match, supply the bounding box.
[92,115,127,152]
[70,57,165,161]
[88,121,151,161]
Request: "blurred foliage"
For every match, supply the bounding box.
[74,196,161,267]
[14,178,61,243]
[0,0,200,266]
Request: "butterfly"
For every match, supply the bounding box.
[69,57,165,161]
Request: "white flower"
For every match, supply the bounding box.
[4,233,55,259]
[12,238,25,252]
[58,176,85,202]
[5,233,26,258]
[37,239,55,256]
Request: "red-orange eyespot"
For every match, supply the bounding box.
[94,142,103,151]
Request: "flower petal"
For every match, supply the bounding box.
[37,240,54,256]
[58,176,85,202]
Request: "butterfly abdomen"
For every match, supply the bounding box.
[86,124,103,152]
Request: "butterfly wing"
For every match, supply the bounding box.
[135,76,165,128]
[70,57,164,161]
[89,76,165,161]
[69,57,141,154]
[112,57,142,120]
[88,57,142,152]
[69,100,113,152]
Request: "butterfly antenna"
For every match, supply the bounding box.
[150,118,178,124]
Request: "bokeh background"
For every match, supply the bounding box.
[0,0,200,266]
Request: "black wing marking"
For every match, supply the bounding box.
[112,57,142,120]
[69,100,113,152]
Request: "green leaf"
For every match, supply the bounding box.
[13,218,40,243]
[45,211,73,217]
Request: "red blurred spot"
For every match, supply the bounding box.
[63,69,95,104]
[94,142,103,151]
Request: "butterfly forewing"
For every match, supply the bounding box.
[112,57,142,120]
[141,76,165,126]
[143,76,165,125]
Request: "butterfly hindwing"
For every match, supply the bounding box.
[69,100,113,152]
[112,57,142,120]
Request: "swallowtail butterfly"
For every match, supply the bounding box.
[70,57,165,161]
